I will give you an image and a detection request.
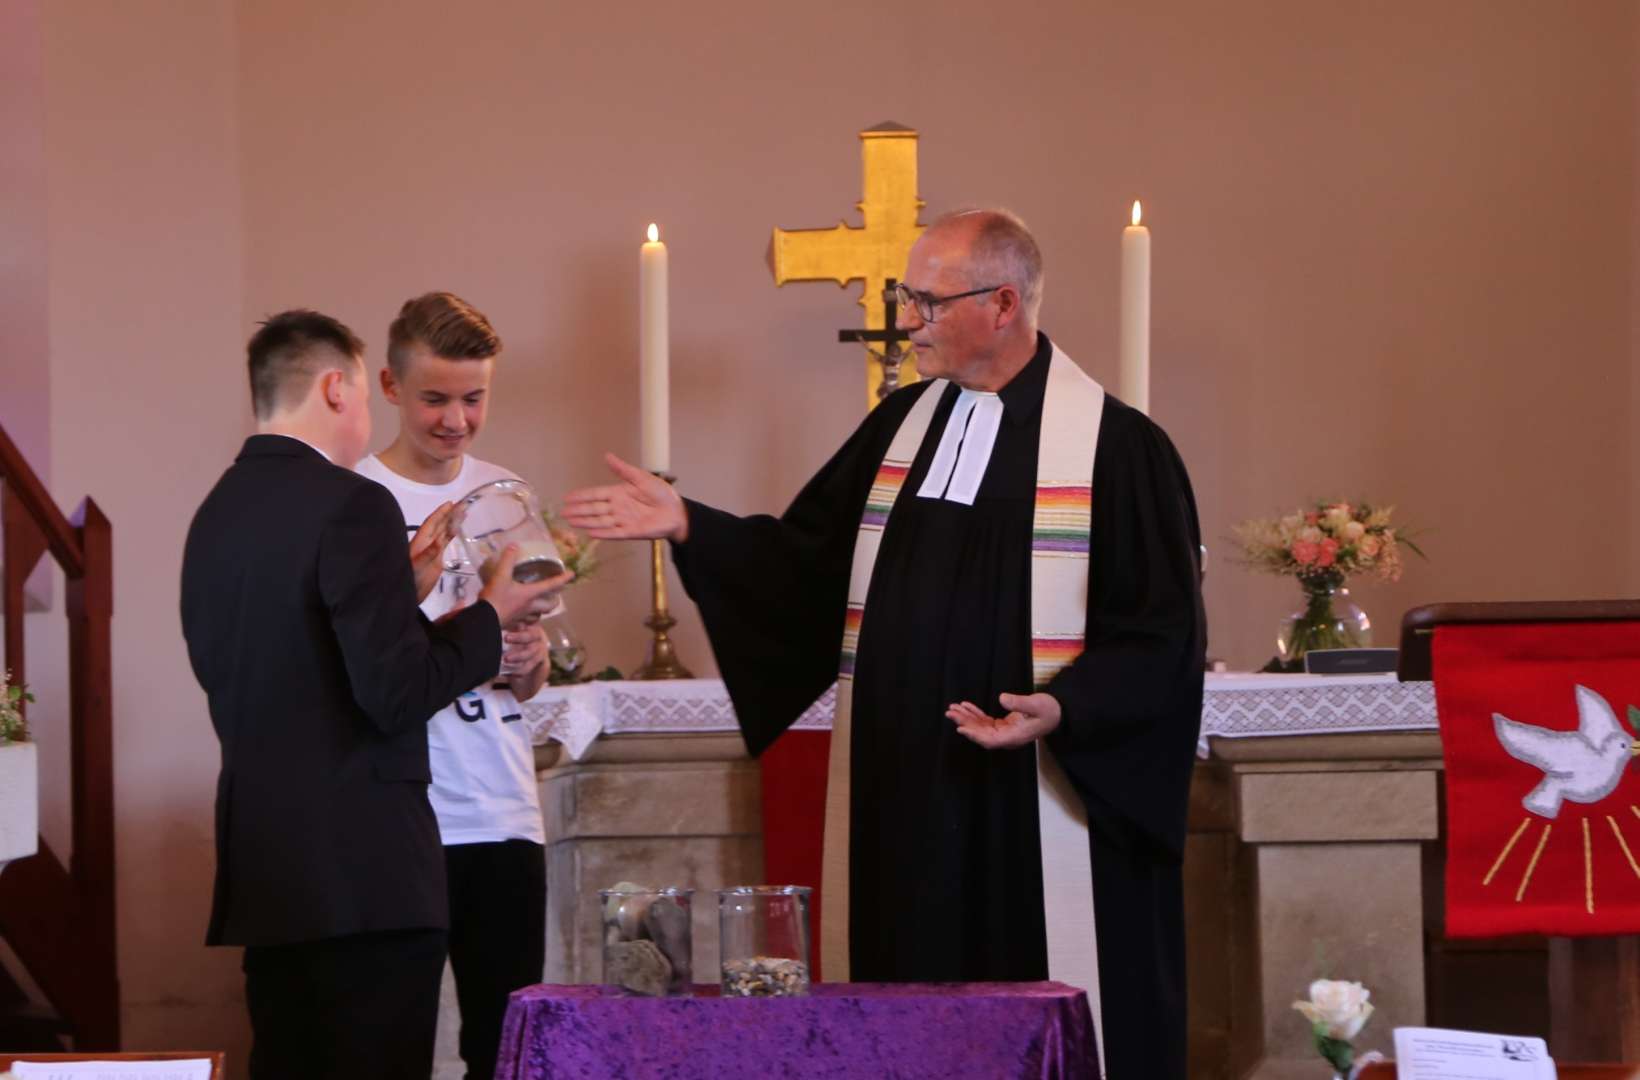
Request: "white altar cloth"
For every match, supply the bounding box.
[522,673,1437,760]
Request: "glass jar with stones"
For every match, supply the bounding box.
[598,883,693,997]
[452,478,565,584]
[717,885,812,997]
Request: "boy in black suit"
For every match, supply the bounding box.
[181,310,567,1079]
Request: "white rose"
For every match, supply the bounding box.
[1293,979,1374,1040]
[1342,521,1366,543]
[1299,526,1324,544]
[1325,505,1352,531]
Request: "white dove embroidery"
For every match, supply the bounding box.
[1493,685,1640,819]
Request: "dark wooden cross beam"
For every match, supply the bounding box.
[837,279,914,401]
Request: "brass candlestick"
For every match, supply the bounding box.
[632,474,693,680]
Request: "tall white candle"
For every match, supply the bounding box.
[1119,200,1151,416]
[639,223,670,473]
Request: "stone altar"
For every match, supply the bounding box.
[435,674,1614,1078]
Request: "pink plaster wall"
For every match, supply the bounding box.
[0,0,52,611]
[0,0,49,470]
[232,0,1637,677]
[39,0,251,1061]
[10,0,1638,1070]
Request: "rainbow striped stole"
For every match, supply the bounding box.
[837,352,1105,689]
[839,605,865,678]
[822,346,1108,1014]
[1032,484,1093,556]
[1026,353,1105,689]
[862,462,911,530]
[1031,634,1086,690]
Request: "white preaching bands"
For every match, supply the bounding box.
[915,388,1005,507]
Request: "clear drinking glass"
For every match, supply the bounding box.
[717,885,812,996]
[598,886,693,997]
[454,478,564,584]
[544,617,586,684]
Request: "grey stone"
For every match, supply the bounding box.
[604,888,656,941]
[643,897,693,984]
[605,939,672,997]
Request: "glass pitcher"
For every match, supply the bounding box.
[453,478,564,584]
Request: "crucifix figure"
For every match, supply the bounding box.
[769,122,926,409]
[836,281,913,403]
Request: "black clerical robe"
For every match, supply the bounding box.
[672,333,1205,1079]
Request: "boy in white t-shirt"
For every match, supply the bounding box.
[355,292,555,1080]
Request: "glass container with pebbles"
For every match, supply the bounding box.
[717,885,812,997]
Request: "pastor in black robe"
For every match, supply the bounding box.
[672,333,1206,1079]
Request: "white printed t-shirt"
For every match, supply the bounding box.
[355,453,546,846]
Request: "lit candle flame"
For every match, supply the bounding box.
[1131,201,1143,227]
[647,223,659,243]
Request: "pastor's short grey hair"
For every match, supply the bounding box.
[930,207,1044,320]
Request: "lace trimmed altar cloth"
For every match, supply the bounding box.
[521,673,1436,760]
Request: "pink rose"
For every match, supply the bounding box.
[1305,511,1320,526]
[1316,538,1339,568]
[1292,540,1319,565]
[1358,535,1382,558]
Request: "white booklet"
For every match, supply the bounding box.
[1393,1026,1556,1080]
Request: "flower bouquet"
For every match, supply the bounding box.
[0,670,38,869]
[0,670,33,745]
[1231,501,1423,668]
[544,504,601,584]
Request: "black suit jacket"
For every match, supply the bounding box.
[181,435,502,947]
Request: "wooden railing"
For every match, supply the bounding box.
[0,422,119,1048]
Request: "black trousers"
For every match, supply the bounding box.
[446,839,547,1080]
[243,927,447,1080]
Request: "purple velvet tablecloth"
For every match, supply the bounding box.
[494,981,1098,1079]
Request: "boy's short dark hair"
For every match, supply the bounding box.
[246,309,365,420]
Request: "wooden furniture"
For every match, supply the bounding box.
[1396,599,1640,680]
[0,422,118,1047]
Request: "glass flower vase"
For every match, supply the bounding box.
[1277,581,1371,666]
[544,616,587,685]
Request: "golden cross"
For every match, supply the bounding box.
[770,122,926,409]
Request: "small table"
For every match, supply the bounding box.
[496,981,1098,1079]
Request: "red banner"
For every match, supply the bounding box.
[757,730,828,978]
[1436,621,1640,937]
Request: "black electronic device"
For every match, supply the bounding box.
[1302,648,1400,675]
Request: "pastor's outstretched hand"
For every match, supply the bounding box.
[947,692,1062,749]
[562,452,688,543]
